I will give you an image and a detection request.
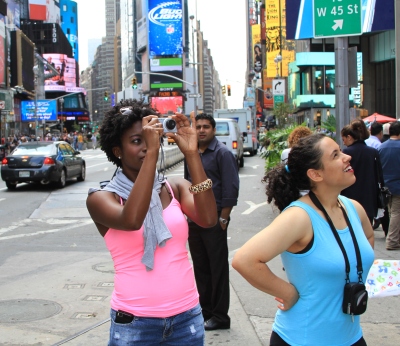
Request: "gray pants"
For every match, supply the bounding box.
[386,195,400,248]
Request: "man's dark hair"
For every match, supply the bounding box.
[195,113,216,128]
[99,99,159,167]
[389,121,400,136]
[370,122,383,136]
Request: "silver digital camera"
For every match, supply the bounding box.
[163,118,177,133]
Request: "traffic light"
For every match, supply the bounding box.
[132,77,138,89]
[222,85,226,94]
[227,85,231,96]
[104,91,109,101]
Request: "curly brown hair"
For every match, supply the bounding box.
[287,126,313,148]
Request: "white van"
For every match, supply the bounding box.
[214,118,244,168]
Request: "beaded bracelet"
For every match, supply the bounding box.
[189,178,213,194]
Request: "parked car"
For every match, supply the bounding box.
[214,118,245,168]
[1,141,86,190]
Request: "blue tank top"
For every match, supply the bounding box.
[273,196,374,346]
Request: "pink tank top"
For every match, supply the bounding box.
[104,180,199,317]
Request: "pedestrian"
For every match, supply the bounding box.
[365,121,383,149]
[340,119,383,226]
[86,100,217,345]
[91,133,97,149]
[184,112,239,331]
[280,126,313,163]
[233,133,374,346]
[378,121,400,250]
[364,121,389,233]
[382,122,391,143]
[77,132,84,150]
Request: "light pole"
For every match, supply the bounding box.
[274,54,282,78]
[33,65,39,139]
[190,14,198,115]
[59,97,64,137]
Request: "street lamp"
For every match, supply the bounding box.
[274,54,282,78]
[59,97,64,137]
[190,14,197,115]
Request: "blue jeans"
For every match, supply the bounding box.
[109,304,204,345]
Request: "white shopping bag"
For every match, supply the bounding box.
[366,259,400,298]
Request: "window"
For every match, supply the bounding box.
[215,123,230,136]
[70,17,74,23]
[67,28,70,35]
[63,5,67,11]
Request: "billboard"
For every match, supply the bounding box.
[151,96,183,115]
[43,53,77,91]
[265,0,295,78]
[147,0,183,57]
[149,57,183,90]
[286,0,395,40]
[7,0,21,28]
[252,25,262,73]
[21,100,57,122]
[0,15,5,89]
[29,0,60,24]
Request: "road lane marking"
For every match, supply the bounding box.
[242,201,268,215]
[0,219,93,241]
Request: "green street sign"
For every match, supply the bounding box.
[273,95,284,105]
[313,0,362,38]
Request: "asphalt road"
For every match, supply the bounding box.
[0,148,399,345]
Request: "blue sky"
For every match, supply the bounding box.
[74,0,246,108]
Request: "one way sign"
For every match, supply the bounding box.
[272,79,285,95]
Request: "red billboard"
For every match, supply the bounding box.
[151,96,183,115]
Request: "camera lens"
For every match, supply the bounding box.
[165,119,176,130]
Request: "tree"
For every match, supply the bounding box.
[321,114,337,139]
[273,102,295,128]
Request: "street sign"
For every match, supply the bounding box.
[188,94,201,98]
[313,0,362,38]
[273,95,284,106]
[272,79,285,95]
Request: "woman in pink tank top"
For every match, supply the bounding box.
[87,100,217,345]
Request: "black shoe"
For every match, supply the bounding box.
[373,219,381,230]
[204,317,230,331]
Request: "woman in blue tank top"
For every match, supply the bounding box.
[233,134,374,346]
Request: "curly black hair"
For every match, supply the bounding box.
[99,99,159,167]
[262,133,326,212]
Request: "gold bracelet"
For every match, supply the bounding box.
[189,178,213,194]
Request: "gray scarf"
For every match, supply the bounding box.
[88,169,172,271]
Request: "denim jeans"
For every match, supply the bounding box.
[109,304,204,345]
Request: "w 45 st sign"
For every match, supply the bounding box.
[313,0,362,38]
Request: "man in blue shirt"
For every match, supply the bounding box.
[184,113,239,330]
[365,122,383,149]
[378,122,400,250]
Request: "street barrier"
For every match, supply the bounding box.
[158,145,184,171]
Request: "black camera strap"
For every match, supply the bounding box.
[308,191,364,284]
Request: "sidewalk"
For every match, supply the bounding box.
[52,282,262,346]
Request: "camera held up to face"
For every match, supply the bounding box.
[162,118,178,133]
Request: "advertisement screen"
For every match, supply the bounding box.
[150,70,183,90]
[286,0,395,39]
[29,0,60,24]
[21,100,57,122]
[7,0,20,28]
[148,0,183,57]
[43,53,77,92]
[151,96,183,115]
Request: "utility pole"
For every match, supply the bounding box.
[190,14,197,115]
[335,37,350,147]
